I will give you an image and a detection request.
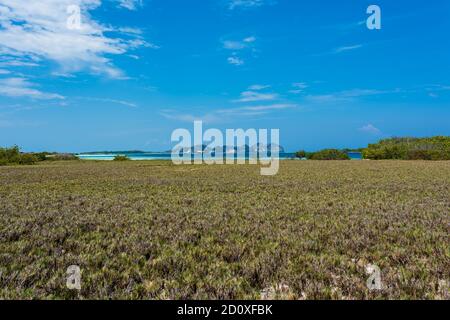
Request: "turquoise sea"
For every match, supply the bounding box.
[77,152,297,161]
[77,152,363,161]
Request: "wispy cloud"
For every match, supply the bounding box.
[424,84,450,92]
[333,44,363,54]
[233,90,278,102]
[248,84,270,90]
[289,82,308,94]
[160,110,221,123]
[227,56,244,66]
[161,103,295,124]
[321,20,366,32]
[221,103,296,113]
[78,97,137,108]
[305,88,398,103]
[223,41,246,50]
[243,36,256,43]
[117,0,143,10]
[0,77,64,100]
[314,44,364,57]
[0,1,155,78]
[359,124,382,135]
[0,59,40,68]
[228,0,273,10]
[223,36,256,50]
[222,36,256,66]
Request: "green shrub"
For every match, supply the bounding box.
[364,136,450,160]
[18,154,38,165]
[0,146,20,165]
[0,146,44,166]
[309,149,350,160]
[113,155,130,161]
[31,152,48,162]
[295,150,307,158]
[0,145,21,165]
[406,150,433,160]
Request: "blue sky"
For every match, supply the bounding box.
[0,0,449,152]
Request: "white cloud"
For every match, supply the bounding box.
[248,84,270,90]
[160,110,220,124]
[79,96,137,107]
[359,124,381,135]
[243,36,256,43]
[340,89,389,97]
[0,59,40,67]
[289,82,308,94]
[228,0,270,10]
[334,44,363,54]
[223,36,256,50]
[0,77,64,100]
[292,82,308,89]
[304,94,339,104]
[227,56,244,66]
[161,103,294,124]
[0,0,153,78]
[223,40,247,50]
[224,103,296,112]
[117,0,142,10]
[305,89,396,103]
[114,27,143,35]
[234,90,278,102]
[222,36,256,66]
[424,84,450,93]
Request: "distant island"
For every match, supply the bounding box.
[79,144,286,155]
[78,150,163,155]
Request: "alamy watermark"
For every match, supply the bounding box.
[367,5,382,30]
[366,264,383,291]
[171,121,280,176]
[65,4,381,31]
[66,265,81,290]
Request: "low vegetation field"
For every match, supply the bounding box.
[0,160,448,299]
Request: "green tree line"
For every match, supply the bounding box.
[363,136,450,160]
[0,146,78,166]
[295,149,350,160]
[295,136,450,160]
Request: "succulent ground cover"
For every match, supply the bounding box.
[0,160,448,299]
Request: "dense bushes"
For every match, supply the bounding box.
[309,149,350,160]
[17,153,39,165]
[0,146,79,166]
[113,155,130,161]
[0,146,37,166]
[295,150,307,159]
[363,136,450,160]
[295,137,449,161]
[0,145,20,164]
[295,149,350,160]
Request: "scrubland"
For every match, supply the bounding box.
[0,160,448,299]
